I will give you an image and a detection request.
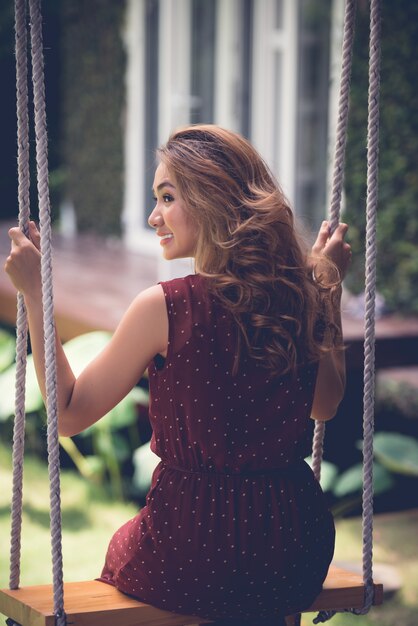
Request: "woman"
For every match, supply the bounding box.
[5,125,351,625]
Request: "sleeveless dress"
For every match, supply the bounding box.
[99,274,335,624]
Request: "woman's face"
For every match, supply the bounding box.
[149,163,198,260]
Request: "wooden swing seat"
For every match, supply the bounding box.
[0,564,383,626]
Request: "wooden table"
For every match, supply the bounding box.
[1,222,418,370]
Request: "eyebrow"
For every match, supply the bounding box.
[153,180,176,194]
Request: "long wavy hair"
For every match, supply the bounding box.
[157,125,339,376]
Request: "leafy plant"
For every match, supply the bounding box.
[0,328,16,373]
[0,330,149,499]
[132,441,160,498]
[372,432,418,476]
[344,0,418,313]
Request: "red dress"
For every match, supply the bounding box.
[100,274,335,624]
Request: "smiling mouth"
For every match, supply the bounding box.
[160,234,173,241]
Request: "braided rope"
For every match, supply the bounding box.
[28,0,66,623]
[9,0,30,591]
[311,0,357,482]
[357,0,381,611]
[314,0,382,621]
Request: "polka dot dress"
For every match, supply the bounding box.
[99,275,335,624]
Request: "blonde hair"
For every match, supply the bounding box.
[158,124,337,375]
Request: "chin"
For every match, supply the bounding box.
[163,246,194,261]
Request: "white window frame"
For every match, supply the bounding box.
[122,0,195,279]
[251,0,299,205]
[123,0,248,259]
[214,0,244,133]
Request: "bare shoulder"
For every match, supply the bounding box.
[133,283,166,309]
[118,284,168,356]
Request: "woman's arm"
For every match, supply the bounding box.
[5,222,168,437]
[310,221,351,421]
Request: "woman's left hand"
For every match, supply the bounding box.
[311,220,352,281]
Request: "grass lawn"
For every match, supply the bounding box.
[0,443,138,626]
[1,443,417,626]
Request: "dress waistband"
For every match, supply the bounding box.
[161,459,307,478]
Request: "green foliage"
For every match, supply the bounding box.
[60,0,126,235]
[373,432,418,476]
[376,375,418,420]
[344,0,418,313]
[132,441,160,497]
[0,441,138,594]
[306,428,418,517]
[305,457,338,492]
[0,329,15,373]
[332,461,395,498]
[0,330,149,500]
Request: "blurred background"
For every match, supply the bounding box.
[0,1,418,624]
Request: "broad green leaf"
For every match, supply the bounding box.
[64,332,143,432]
[129,386,149,406]
[305,457,338,492]
[0,330,16,373]
[333,462,395,497]
[0,331,144,430]
[0,331,113,421]
[63,331,113,374]
[373,432,418,476]
[0,355,43,420]
[133,441,160,496]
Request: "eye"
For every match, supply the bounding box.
[163,194,174,203]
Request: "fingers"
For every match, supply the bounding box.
[312,221,330,253]
[29,221,41,250]
[8,227,27,246]
[331,222,349,241]
[8,222,41,250]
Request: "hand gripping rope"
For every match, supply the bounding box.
[312,0,382,621]
[9,1,65,625]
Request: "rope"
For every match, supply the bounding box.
[28,0,66,622]
[357,0,381,611]
[314,0,382,621]
[311,0,357,482]
[9,0,66,623]
[9,0,30,591]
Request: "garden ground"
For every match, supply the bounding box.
[0,444,416,626]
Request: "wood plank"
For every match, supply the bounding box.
[306,565,383,611]
[0,566,383,626]
[0,581,210,626]
[1,222,418,367]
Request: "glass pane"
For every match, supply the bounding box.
[190,0,216,124]
[275,0,284,30]
[144,0,159,228]
[273,50,283,174]
[241,0,253,137]
[295,0,331,227]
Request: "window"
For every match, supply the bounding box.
[123,0,332,268]
[295,0,331,228]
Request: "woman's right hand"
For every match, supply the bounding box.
[4,221,42,298]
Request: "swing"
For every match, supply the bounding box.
[0,0,384,625]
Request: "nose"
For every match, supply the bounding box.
[148,208,163,229]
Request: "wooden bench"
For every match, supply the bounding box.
[1,223,418,369]
[0,565,383,626]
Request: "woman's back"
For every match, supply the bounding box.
[149,274,318,473]
[100,274,335,624]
